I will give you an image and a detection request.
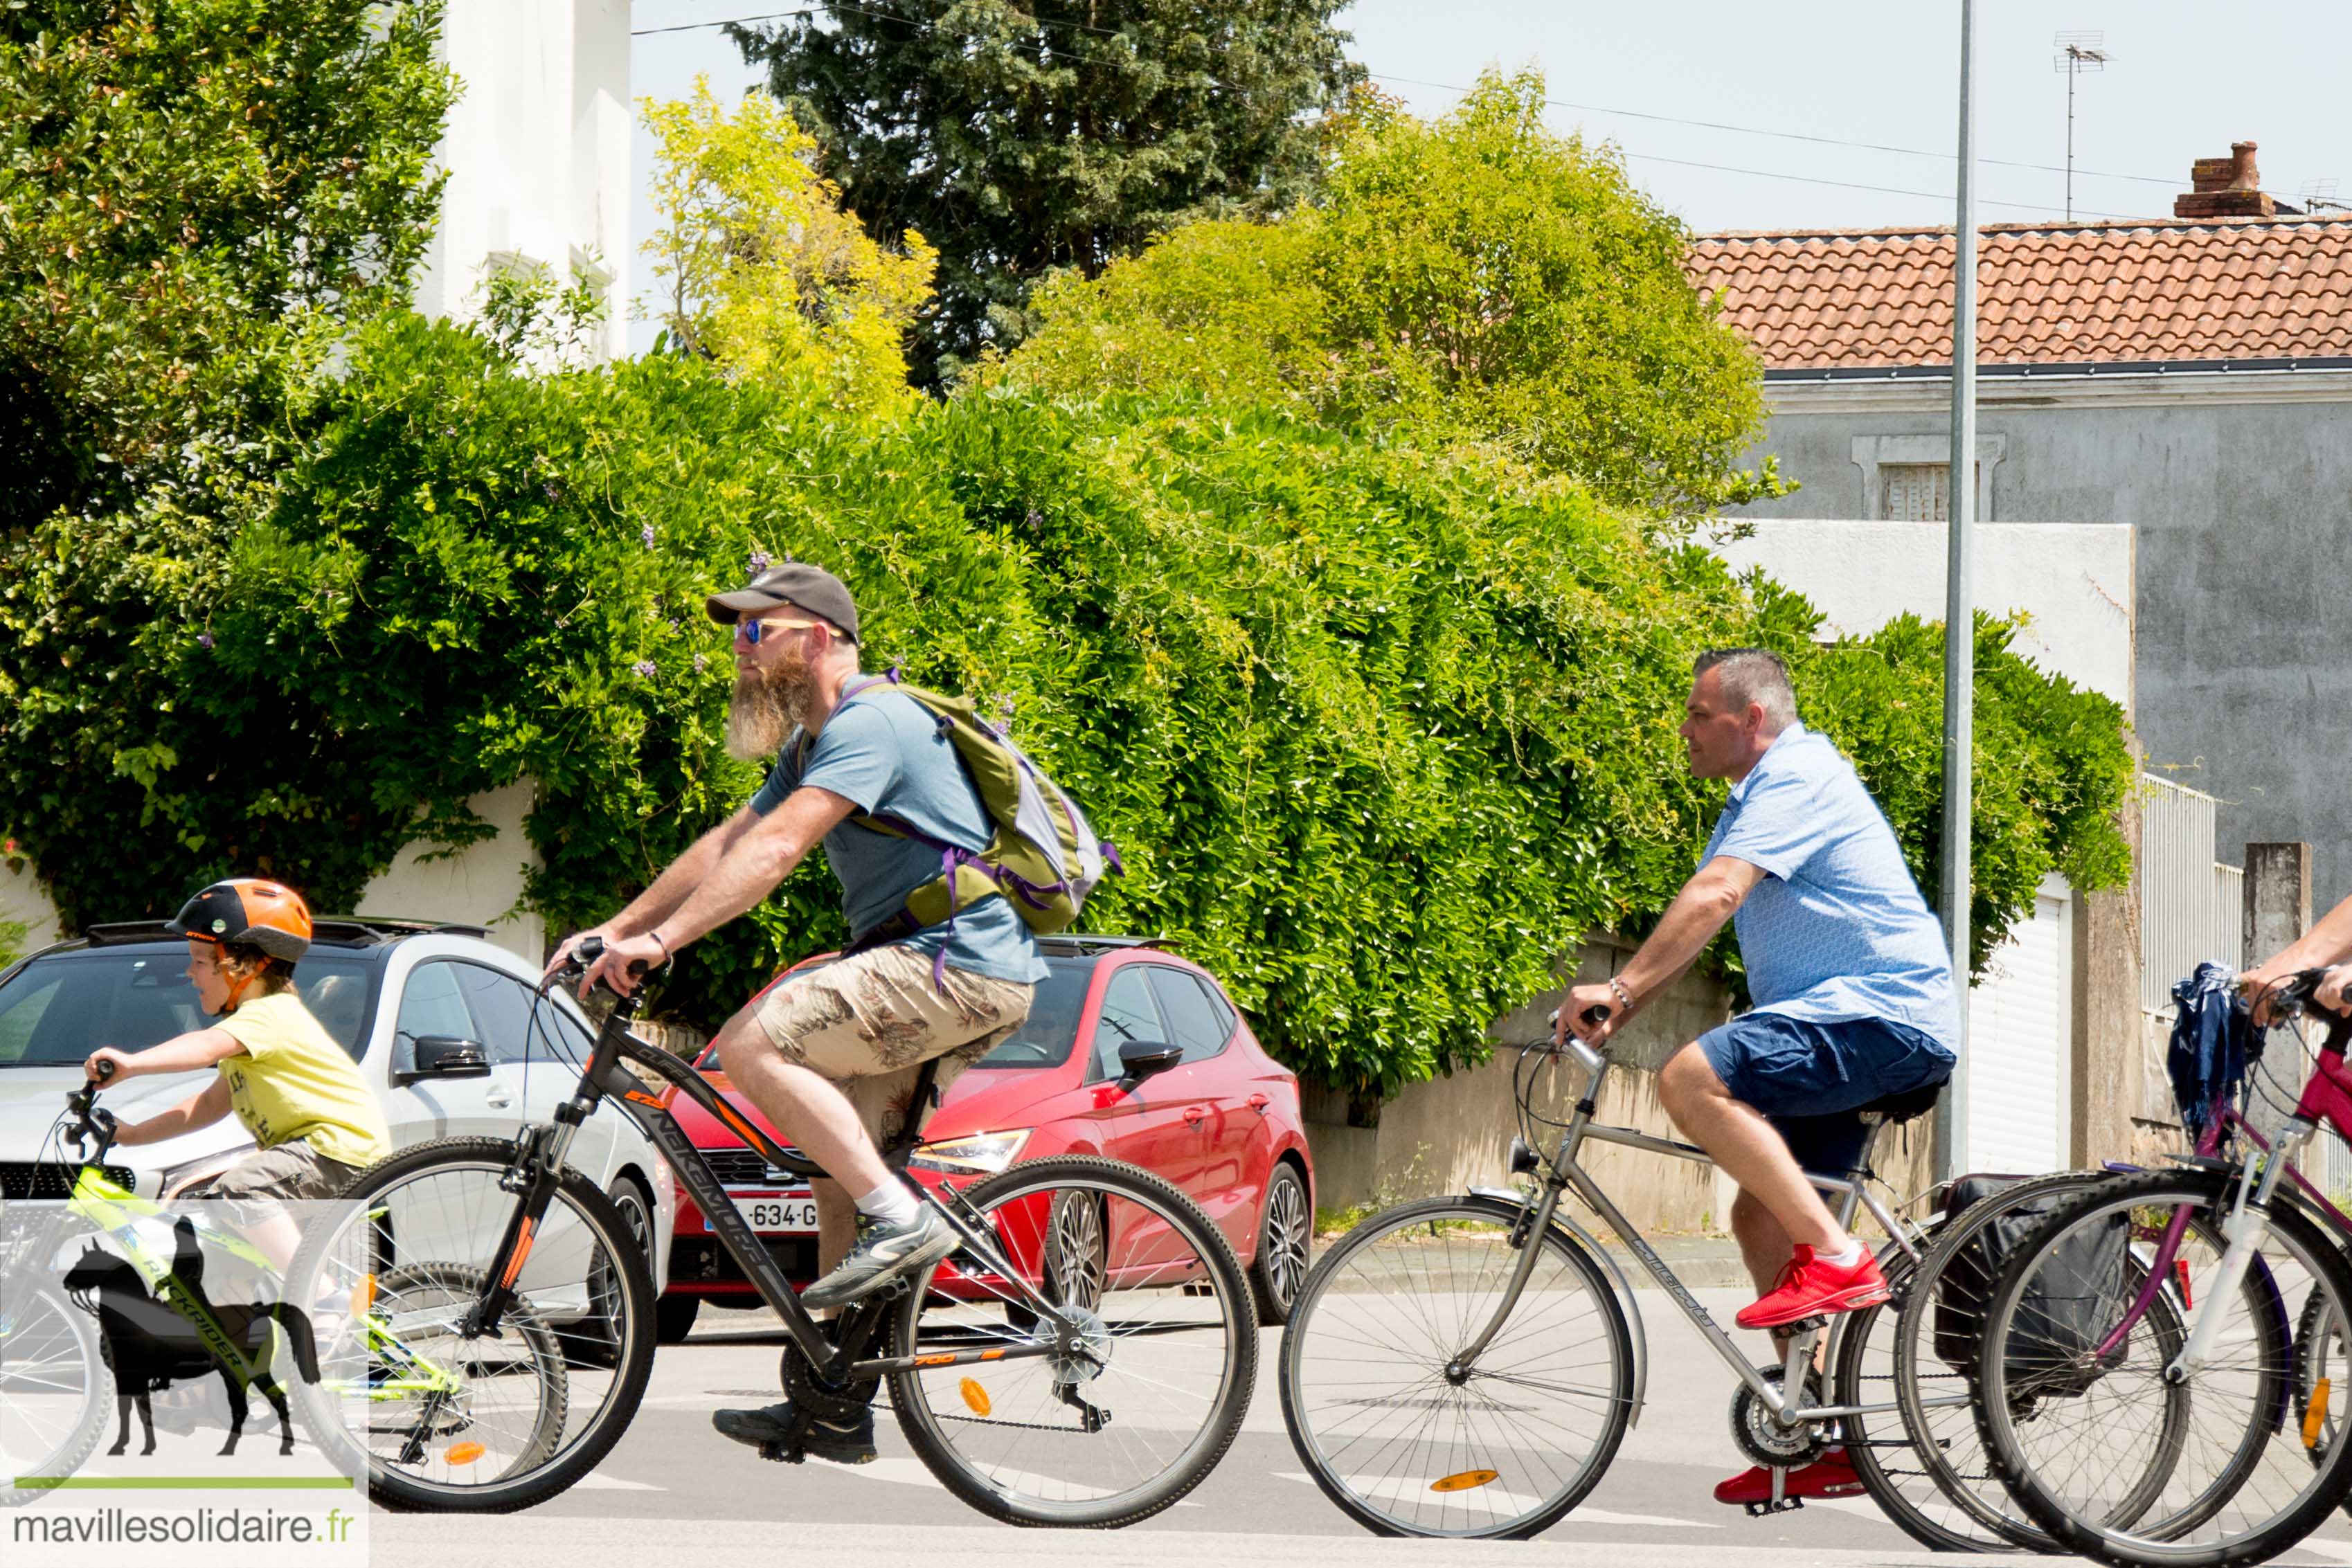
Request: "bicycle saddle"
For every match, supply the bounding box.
[1856,1080,1946,1124]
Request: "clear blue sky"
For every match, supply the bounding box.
[622,1,2352,352]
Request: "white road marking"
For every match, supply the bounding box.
[573,1472,663,1490]
[1276,1472,1716,1528]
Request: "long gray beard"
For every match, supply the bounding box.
[726,660,811,762]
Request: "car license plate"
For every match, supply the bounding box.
[732,1193,818,1233]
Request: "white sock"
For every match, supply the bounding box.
[1819,1239,1865,1270]
[854,1180,919,1229]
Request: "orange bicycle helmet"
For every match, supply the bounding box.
[166,878,313,962]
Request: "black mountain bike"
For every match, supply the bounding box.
[279,937,1257,1522]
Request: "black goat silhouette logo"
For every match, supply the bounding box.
[62,1218,322,1458]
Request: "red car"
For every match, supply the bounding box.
[654,935,1313,1340]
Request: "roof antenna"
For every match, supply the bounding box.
[2052,31,2112,222]
[2299,178,2347,214]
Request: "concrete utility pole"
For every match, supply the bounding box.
[1934,0,1980,1182]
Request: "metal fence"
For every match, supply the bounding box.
[2140,775,2244,1014]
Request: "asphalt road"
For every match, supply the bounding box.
[357,1283,2352,1568]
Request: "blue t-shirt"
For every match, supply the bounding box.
[1702,724,1961,1054]
[750,687,1048,984]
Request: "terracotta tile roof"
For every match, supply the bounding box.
[1687,217,2352,370]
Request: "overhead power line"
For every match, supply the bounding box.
[627,6,2164,221]
[1367,69,2178,189]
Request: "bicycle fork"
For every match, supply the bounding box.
[2162,1121,2311,1384]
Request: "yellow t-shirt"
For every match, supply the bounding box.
[214,991,393,1170]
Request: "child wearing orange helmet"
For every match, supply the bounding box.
[82,878,392,1269]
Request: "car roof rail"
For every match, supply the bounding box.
[1036,932,1177,957]
[79,921,182,947]
[341,915,494,941]
[77,916,492,950]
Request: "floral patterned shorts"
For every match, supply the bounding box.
[752,943,1034,1145]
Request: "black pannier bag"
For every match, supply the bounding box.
[1934,1175,2130,1396]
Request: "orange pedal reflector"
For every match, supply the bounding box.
[445,1442,487,1466]
[1430,1470,1499,1493]
[2306,1378,2332,1450]
[960,1378,992,1418]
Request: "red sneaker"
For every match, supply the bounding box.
[1714,1448,1865,1506]
[1735,1245,1889,1330]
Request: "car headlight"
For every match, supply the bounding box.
[159,1144,259,1200]
[908,1129,1032,1175]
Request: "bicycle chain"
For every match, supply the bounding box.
[931,1411,1091,1436]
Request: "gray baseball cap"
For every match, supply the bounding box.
[704,562,859,644]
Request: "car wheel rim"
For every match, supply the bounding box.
[1264,1173,1309,1309]
[1046,1192,1106,1310]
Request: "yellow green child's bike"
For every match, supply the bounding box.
[0,1070,553,1502]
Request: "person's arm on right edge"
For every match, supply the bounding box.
[544,804,760,979]
[2244,893,2352,1021]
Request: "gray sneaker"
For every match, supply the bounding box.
[801,1207,957,1310]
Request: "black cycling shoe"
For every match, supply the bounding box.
[712,1400,878,1465]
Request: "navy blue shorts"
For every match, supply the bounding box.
[1696,1012,1955,1176]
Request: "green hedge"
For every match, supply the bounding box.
[0,314,2132,1092]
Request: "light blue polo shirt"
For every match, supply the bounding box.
[751,687,1047,985]
[1702,723,1961,1053]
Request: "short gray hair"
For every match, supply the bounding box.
[1693,647,1798,732]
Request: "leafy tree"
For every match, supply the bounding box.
[989,70,1783,519]
[641,76,935,408]
[0,0,451,930]
[5,294,2130,1083]
[730,0,1363,388]
[0,0,453,531]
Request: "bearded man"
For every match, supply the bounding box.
[551,561,1041,1463]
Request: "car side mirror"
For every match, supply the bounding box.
[1114,1040,1183,1092]
[397,1036,492,1084]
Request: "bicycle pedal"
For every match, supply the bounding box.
[755,1441,808,1465]
[1743,1497,1804,1517]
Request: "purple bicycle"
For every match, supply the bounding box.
[1970,968,2352,1567]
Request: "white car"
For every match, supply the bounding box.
[0,917,673,1312]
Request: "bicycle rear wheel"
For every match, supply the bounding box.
[1851,1171,2116,1552]
[887,1154,1255,1528]
[1974,1169,2352,1567]
[285,1137,656,1512]
[1276,1193,1634,1539]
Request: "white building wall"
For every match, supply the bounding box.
[1709,519,2135,712]
[357,782,546,964]
[415,0,631,359]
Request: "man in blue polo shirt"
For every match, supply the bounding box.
[1557,647,1957,1506]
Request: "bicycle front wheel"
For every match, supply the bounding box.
[1277,1194,1634,1539]
[1975,1169,2352,1567]
[0,1283,114,1506]
[886,1154,1256,1528]
[285,1137,656,1512]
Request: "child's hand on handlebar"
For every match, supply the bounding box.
[82,1047,132,1086]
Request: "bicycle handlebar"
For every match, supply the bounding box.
[552,934,652,990]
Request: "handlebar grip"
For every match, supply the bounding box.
[1580,1004,1611,1026]
[91,1058,116,1083]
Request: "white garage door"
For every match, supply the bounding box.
[1964,876,2074,1174]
